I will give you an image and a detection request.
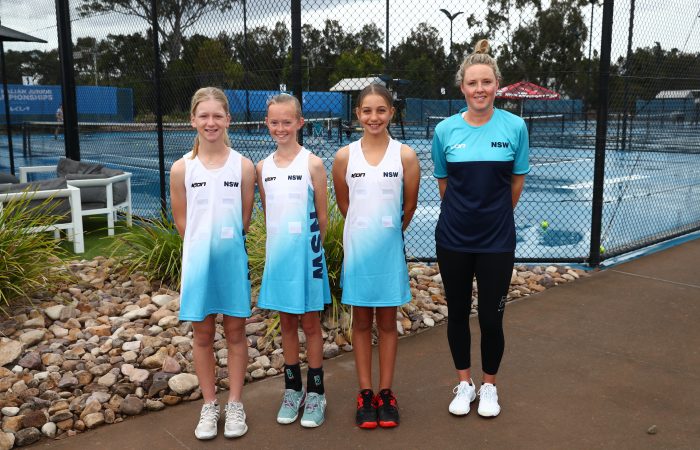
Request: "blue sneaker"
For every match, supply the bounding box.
[277,388,306,424]
[300,392,327,428]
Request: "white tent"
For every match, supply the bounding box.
[329,77,386,92]
[654,90,700,99]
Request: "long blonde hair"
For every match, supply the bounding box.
[455,39,502,86]
[190,87,232,159]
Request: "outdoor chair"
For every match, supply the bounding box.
[0,173,20,191]
[0,179,85,254]
[19,158,133,236]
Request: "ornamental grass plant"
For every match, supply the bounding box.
[108,213,183,289]
[0,193,69,314]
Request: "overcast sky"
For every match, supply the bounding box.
[1,0,698,60]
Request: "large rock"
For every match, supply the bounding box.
[97,372,117,387]
[167,373,199,395]
[14,427,41,447]
[48,409,73,423]
[19,330,46,347]
[122,307,152,321]
[79,400,102,420]
[161,356,181,374]
[322,342,339,359]
[58,373,78,390]
[41,352,64,367]
[83,412,105,429]
[157,315,179,329]
[18,352,42,370]
[119,395,144,416]
[145,399,165,411]
[41,421,57,438]
[2,415,24,432]
[0,432,14,450]
[22,316,45,329]
[21,409,47,429]
[0,407,19,417]
[148,372,173,397]
[151,294,174,307]
[245,321,266,335]
[0,339,23,366]
[121,341,141,352]
[128,368,150,384]
[85,325,111,337]
[44,305,65,320]
[142,347,168,369]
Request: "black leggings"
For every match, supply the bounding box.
[436,247,514,375]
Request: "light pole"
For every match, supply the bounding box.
[385,0,389,71]
[585,0,596,130]
[241,0,250,123]
[439,8,463,56]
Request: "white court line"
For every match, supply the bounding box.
[532,157,593,167]
[561,174,647,190]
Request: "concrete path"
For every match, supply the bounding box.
[31,239,700,449]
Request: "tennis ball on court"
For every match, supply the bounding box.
[540,220,549,230]
[600,245,606,254]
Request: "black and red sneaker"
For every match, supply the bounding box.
[355,389,378,429]
[376,389,399,428]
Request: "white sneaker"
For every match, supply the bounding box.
[224,401,248,438]
[448,380,476,415]
[194,402,219,440]
[477,383,501,417]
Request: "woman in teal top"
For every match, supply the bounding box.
[431,39,530,419]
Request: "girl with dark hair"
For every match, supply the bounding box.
[332,83,420,429]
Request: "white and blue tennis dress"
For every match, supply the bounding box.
[257,148,331,314]
[179,148,251,321]
[340,138,411,307]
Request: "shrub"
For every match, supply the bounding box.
[0,193,69,314]
[245,203,266,297]
[108,213,183,288]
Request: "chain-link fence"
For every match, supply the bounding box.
[1,0,699,264]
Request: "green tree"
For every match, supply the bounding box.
[329,48,384,85]
[98,32,155,116]
[390,23,448,97]
[77,0,238,60]
[194,40,243,88]
[498,0,588,96]
[610,43,700,112]
[4,49,61,85]
[232,22,290,90]
[355,23,384,55]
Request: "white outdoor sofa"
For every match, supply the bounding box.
[0,184,85,253]
[19,158,132,236]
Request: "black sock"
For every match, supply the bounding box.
[284,363,302,391]
[306,366,324,395]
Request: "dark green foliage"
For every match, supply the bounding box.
[0,194,69,314]
[108,214,183,288]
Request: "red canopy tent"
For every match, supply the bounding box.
[496,81,560,116]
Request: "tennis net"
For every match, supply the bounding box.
[21,117,343,157]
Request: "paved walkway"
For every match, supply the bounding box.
[31,239,700,449]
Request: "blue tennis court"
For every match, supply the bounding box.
[3,116,699,261]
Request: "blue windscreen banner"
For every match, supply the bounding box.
[522,99,583,117]
[0,84,133,123]
[635,98,698,117]
[224,89,345,121]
